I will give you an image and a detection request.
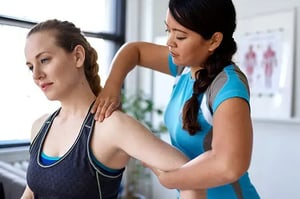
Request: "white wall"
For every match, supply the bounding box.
[250,119,300,199]
[233,1,300,198]
[126,0,300,198]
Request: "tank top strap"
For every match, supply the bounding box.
[29,108,61,153]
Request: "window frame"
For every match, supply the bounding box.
[0,0,126,148]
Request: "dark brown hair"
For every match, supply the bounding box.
[169,0,237,135]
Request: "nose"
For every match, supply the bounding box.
[32,67,44,80]
[166,33,176,50]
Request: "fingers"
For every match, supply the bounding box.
[95,102,106,122]
[93,98,121,122]
[141,161,148,168]
[91,97,100,114]
[147,166,164,177]
[105,102,120,117]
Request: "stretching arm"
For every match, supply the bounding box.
[92,41,170,121]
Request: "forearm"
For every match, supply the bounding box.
[158,150,247,190]
[105,42,141,89]
[20,186,34,199]
[158,148,189,171]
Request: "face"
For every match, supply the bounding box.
[165,9,213,70]
[24,31,82,101]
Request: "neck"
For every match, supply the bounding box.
[190,66,204,79]
[58,92,96,118]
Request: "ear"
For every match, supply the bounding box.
[73,45,85,68]
[208,32,223,52]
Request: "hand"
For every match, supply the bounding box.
[145,162,207,199]
[91,88,121,122]
[142,161,164,177]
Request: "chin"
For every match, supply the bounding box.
[45,95,57,101]
[172,60,185,67]
[172,57,187,67]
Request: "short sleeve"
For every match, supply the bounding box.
[168,54,178,77]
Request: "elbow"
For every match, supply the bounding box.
[158,176,175,189]
[221,169,245,184]
[219,160,250,183]
[157,171,181,189]
[162,183,175,189]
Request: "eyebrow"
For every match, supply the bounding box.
[25,52,45,65]
[164,21,188,34]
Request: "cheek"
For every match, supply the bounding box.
[179,44,205,65]
[34,79,39,87]
[190,42,211,63]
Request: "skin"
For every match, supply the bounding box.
[91,9,253,191]
[92,10,222,120]
[20,30,202,198]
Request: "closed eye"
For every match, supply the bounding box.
[26,64,33,72]
[176,36,186,40]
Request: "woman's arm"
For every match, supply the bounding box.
[30,114,49,141]
[91,41,170,121]
[100,110,189,170]
[20,186,34,199]
[154,98,253,190]
[98,110,206,198]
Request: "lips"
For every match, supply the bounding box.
[169,50,178,57]
[40,82,53,91]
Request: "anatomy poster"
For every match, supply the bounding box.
[238,30,283,96]
[234,10,295,120]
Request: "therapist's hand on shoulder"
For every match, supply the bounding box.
[91,84,121,122]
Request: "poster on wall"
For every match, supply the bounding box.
[234,9,295,120]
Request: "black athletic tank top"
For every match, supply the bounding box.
[27,105,124,199]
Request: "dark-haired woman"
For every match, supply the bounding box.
[92,0,260,198]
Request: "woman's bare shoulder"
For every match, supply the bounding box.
[104,110,136,123]
[94,110,146,138]
[30,114,50,141]
[98,110,138,130]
